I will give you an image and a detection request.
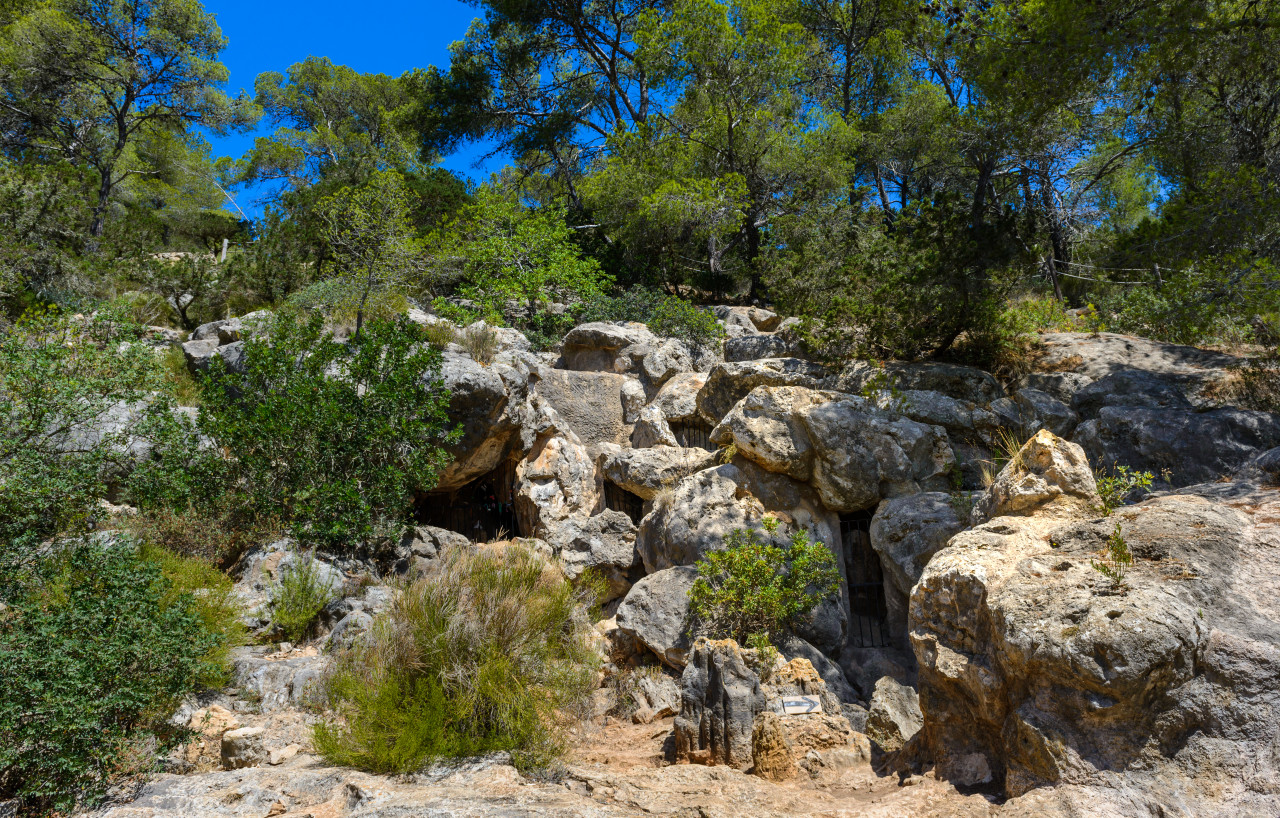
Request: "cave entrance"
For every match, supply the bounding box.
[416,459,522,543]
[603,482,646,525]
[841,511,891,648]
[669,420,714,451]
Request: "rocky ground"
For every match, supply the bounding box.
[83,308,1280,817]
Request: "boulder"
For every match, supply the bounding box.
[674,639,767,767]
[870,492,968,643]
[597,444,717,501]
[751,712,796,781]
[513,401,602,536]
[800,396,956,513]
[1235,446,1280,485]
[615,566,698,668]
[651,372,708,423]
[399,525,471,573]
[231,650,331,713]
[542,510,639,603]
[220,726,266,770]
[560,322,698,390]
[712,306,765,337]
[1071,370,1193,419]
[695,358,829,425]
[987,388,1079,439]
[709,385,841,480]
[837,360,1005,405]
[181,338,221,372]
[724,334,795,362]
[897,390,1001,445]
[631,403,679,448]
[435,349,532,492]
[864,676,922,752]
[972,431,1099,522]
[909,489,1280,812]
[1030,331,1239,406]
[775,633,860,706]
[763,656,846,722]
[1075,406,1280,487]
[533,368,630,448]
[635,672,682,719]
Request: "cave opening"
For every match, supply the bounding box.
[841,510,891,648]
[415,459,522,543]
[669,420,714,451]
[603,481,646,525]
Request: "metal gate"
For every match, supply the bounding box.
[603,482,646,524]
[416,459,521,543]
[841,512,891,648]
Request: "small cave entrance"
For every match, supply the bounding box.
[603,481,646,525]
[415,459,522,543]
[841,511,892,648]
[669,420,714,451]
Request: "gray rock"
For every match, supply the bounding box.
[615,566,698,668]
[1071,369,1193,419]
[695,358,829,425]
[636,673,682,718]
[712,306,764,337]
[400,525,471,564]
[560,321,660,374]
[651,372,708,423]
[534,367,630,448]
[1008,387,1078,438]
[864,677,922,753]
[181,338,221,372]
[620,377,646,424]
[631,403,678,448]
[724,334,794,362]
[870,492,967,644]
[709,385,841,480]
[542,510,639,603]
[598,444,717,501]
[1075,406,1280,487]
[800,396,956,513]
[674,639,766,767]
[220,726,265,770]
[837,360,1005,405]
[514,400,602,536]
[435,349,531,492]
[898,390,1001,444]
[1234,446,1280,485]
[971,430,1099,523]
[231,651,331,713]
[1013,371,1094,403]
[775,633,860,705]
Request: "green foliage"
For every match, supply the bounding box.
[428,186,611,346]
[270,549,338,642]
[197,312,456,546]
[580,286,725,351]
[1091,523,1133,591]
[314,542,600,773]
[0,538,225,814]
[688,521,842,645]
[1095,465,1155,517]
[857,360,911,413]
[0,306,177,555]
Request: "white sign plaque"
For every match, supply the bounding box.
[781,695,822,715]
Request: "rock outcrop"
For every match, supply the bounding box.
[615,566,698,668]
[674,639,766,767]
[542,510,640,602]
[971,430,1099,522]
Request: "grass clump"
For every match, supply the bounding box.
[270,549,338,642]
[688,515,842,647]
[313,542,600,774]
[0,537,233,815]
[458,323,498,364]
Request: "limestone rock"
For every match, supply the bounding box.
[436,349,531,492]
[597,444,716,501]
[514,400,601,536]
[651,372,708,423]
[221,726,266,770]
[909,488,1280,813]
[724,334,795,362]
[988,388,1079,439]
[636,672,682,718]
[865,677,922,752]
[837,360,1005,405]
[1070,369,1193,419]
[799,396,956,513]
[1075,406,1280,487]
[709,385,842,479]
[400,525,470,567]
[675,639,767,767]
[897,390,1001,445]
[1235,445,1280,485]
[542,510,639,603]
[763,656,846,721]
[774,633,860,706]
[615,566,698,667]
[972,430,1098,522]
[631,404,679,448]
[870,493,967,599]
[751,712,796,781]
[533,368,631,448]
[695,358,829,425]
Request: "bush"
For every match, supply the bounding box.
[197,312,457,546]
[580,285,724,351]
[0,305,178,557]
[0,538,228,814]
[1091,523,1133,591]
[1095,464,1155,516]
[458,323,498,364]
[270,549,338,642]
[313,542,600,773]
[687,517,842,646]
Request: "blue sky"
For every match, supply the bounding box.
[204,0,500,214]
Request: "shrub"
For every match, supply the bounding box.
[0,538,226,814]
[580,286,724,351]
[687,517,842,646]
[270,549,338,642]
[313,542,600,773]
[421,320,458,349]
[1091,523,1133,591]
[0,305,177,557]
[197,312,457,546]
[1095,464,1154,516]
[459,323,498,364]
